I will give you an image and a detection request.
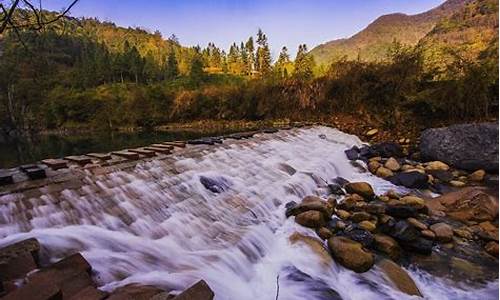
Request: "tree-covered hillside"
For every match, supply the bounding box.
[309,0,482,64]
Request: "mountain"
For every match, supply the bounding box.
[310,0,475,64]
[418,0,498,63]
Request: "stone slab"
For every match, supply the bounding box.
[144,147,172,154]
[86,153,112,160]
[41,159,68,170]
[65,156,92,166]
[129,149,156,158]
[111,151,140,160]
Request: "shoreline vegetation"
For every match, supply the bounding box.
[1,1,498,142]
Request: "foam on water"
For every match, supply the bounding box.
[0,126,497,299]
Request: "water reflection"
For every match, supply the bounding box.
[0,129,251,168]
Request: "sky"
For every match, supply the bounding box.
[44,0,445,57]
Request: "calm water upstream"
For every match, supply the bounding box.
[0,128,255,168]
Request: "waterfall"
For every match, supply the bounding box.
[0,126,497,299]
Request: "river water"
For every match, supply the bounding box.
[0,126,497,299]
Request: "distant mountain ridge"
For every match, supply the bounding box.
[310,0,482,64]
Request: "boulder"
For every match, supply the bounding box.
[388,220,420,242]
[345,147,360,161]
[368,161,381,173]
[336,210,351,220]
[384,158,401,172]
[286,196,333,219]
[388,172,429,189]
[359,221,376,232]
[450,180,466,188]
[421,230,436,240]
[289,233,333,267]
[373,234,401,261]
[376,167,394,178]
[295,211,325,228]
[432,187,498,223]
[339,227,374,247]
[468,170,486,182]
[402,237,433,255]
[317,227,334,240]
[425,161,450,171]
[429,223,453,242]
[68,286,107,300]
[385,205,418,219]
[328,237,374,273]
[420,123,499,172]
[345,182,375,200]
[0,238,40,282]
[400,196,425,209]
[370,142,404,158]
[407,218,428,231]
[351,212,371,223]
[377,259,422,297]
[328,183,345,195]
[427,169,454,183]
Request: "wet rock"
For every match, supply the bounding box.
[339,227,374,247]
[469,169,486,182]
[289,233,333,267]
[376,167,393,178]
[421,230,436,240]
[407,218,427,231]
[384,158,401,172]
[332,177,350,187]
[377,259,422,297]
[344,147,359,161]
[402,237,433,255]
[433,188,498,223]
[430,223,453,242]
[1,279,62,300]
[425,161,450,171]
[359,221,376,232]
[328,236,374,273]
[368,161,381,173]
[484,241,499,257]
[365,203,385,215]
[366,129,379,137]
[199,176,231,193]
[389,220,420,242]
[283,266,342,300]
[295,211,325,228]
[285,201,298,218]
[453,227,474,240]
[328,183,345,195]
[170,280,214,300]
[336,209,351,220]
[286,196,333,220]
[400,196,425,209]
[108,284,165,300]
[420,122,499,171]
[69,286,107,300]
[388,171,429,189]
[373,234,401,261]
[351,211,371,223]
[317,227,334,240]
[427,169,454,183]
[385,205,418,219]
[345,182,375,200]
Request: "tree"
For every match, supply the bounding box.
[275,46,291,78]
[245,37,255,75]
[255,29,272,76]
[294,44,315,80]
[189,46,205,82]
[165,50,179,80]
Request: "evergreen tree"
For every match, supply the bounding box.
[255,29,272,76]
[245,37,255,75]
[294,44,315,80]
[275,46,291,78]
[165,50,179,80]
[189,46,205,81]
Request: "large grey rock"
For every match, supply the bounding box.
[420,123,498,171]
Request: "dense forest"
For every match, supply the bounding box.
[0,1,498,138]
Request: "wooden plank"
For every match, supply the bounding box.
[65,156,92,165]
[129,148,156,157]
[87,153,112,160]
[41,159,68,170]
[111,151,140,160]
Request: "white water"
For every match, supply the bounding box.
[0,126,497,299]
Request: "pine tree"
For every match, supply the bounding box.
[255,29,272,76]
[245,37,255,75]
[189,46,205,81]
[275,46,291,78]
[165,50,179,80]
[294,44,315,80]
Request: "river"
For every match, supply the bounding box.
[0,126,497,299]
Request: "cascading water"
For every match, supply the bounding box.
[0,126,497,299]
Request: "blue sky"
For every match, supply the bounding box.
[45,0,444,57]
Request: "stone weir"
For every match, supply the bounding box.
[0,126,300,300]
